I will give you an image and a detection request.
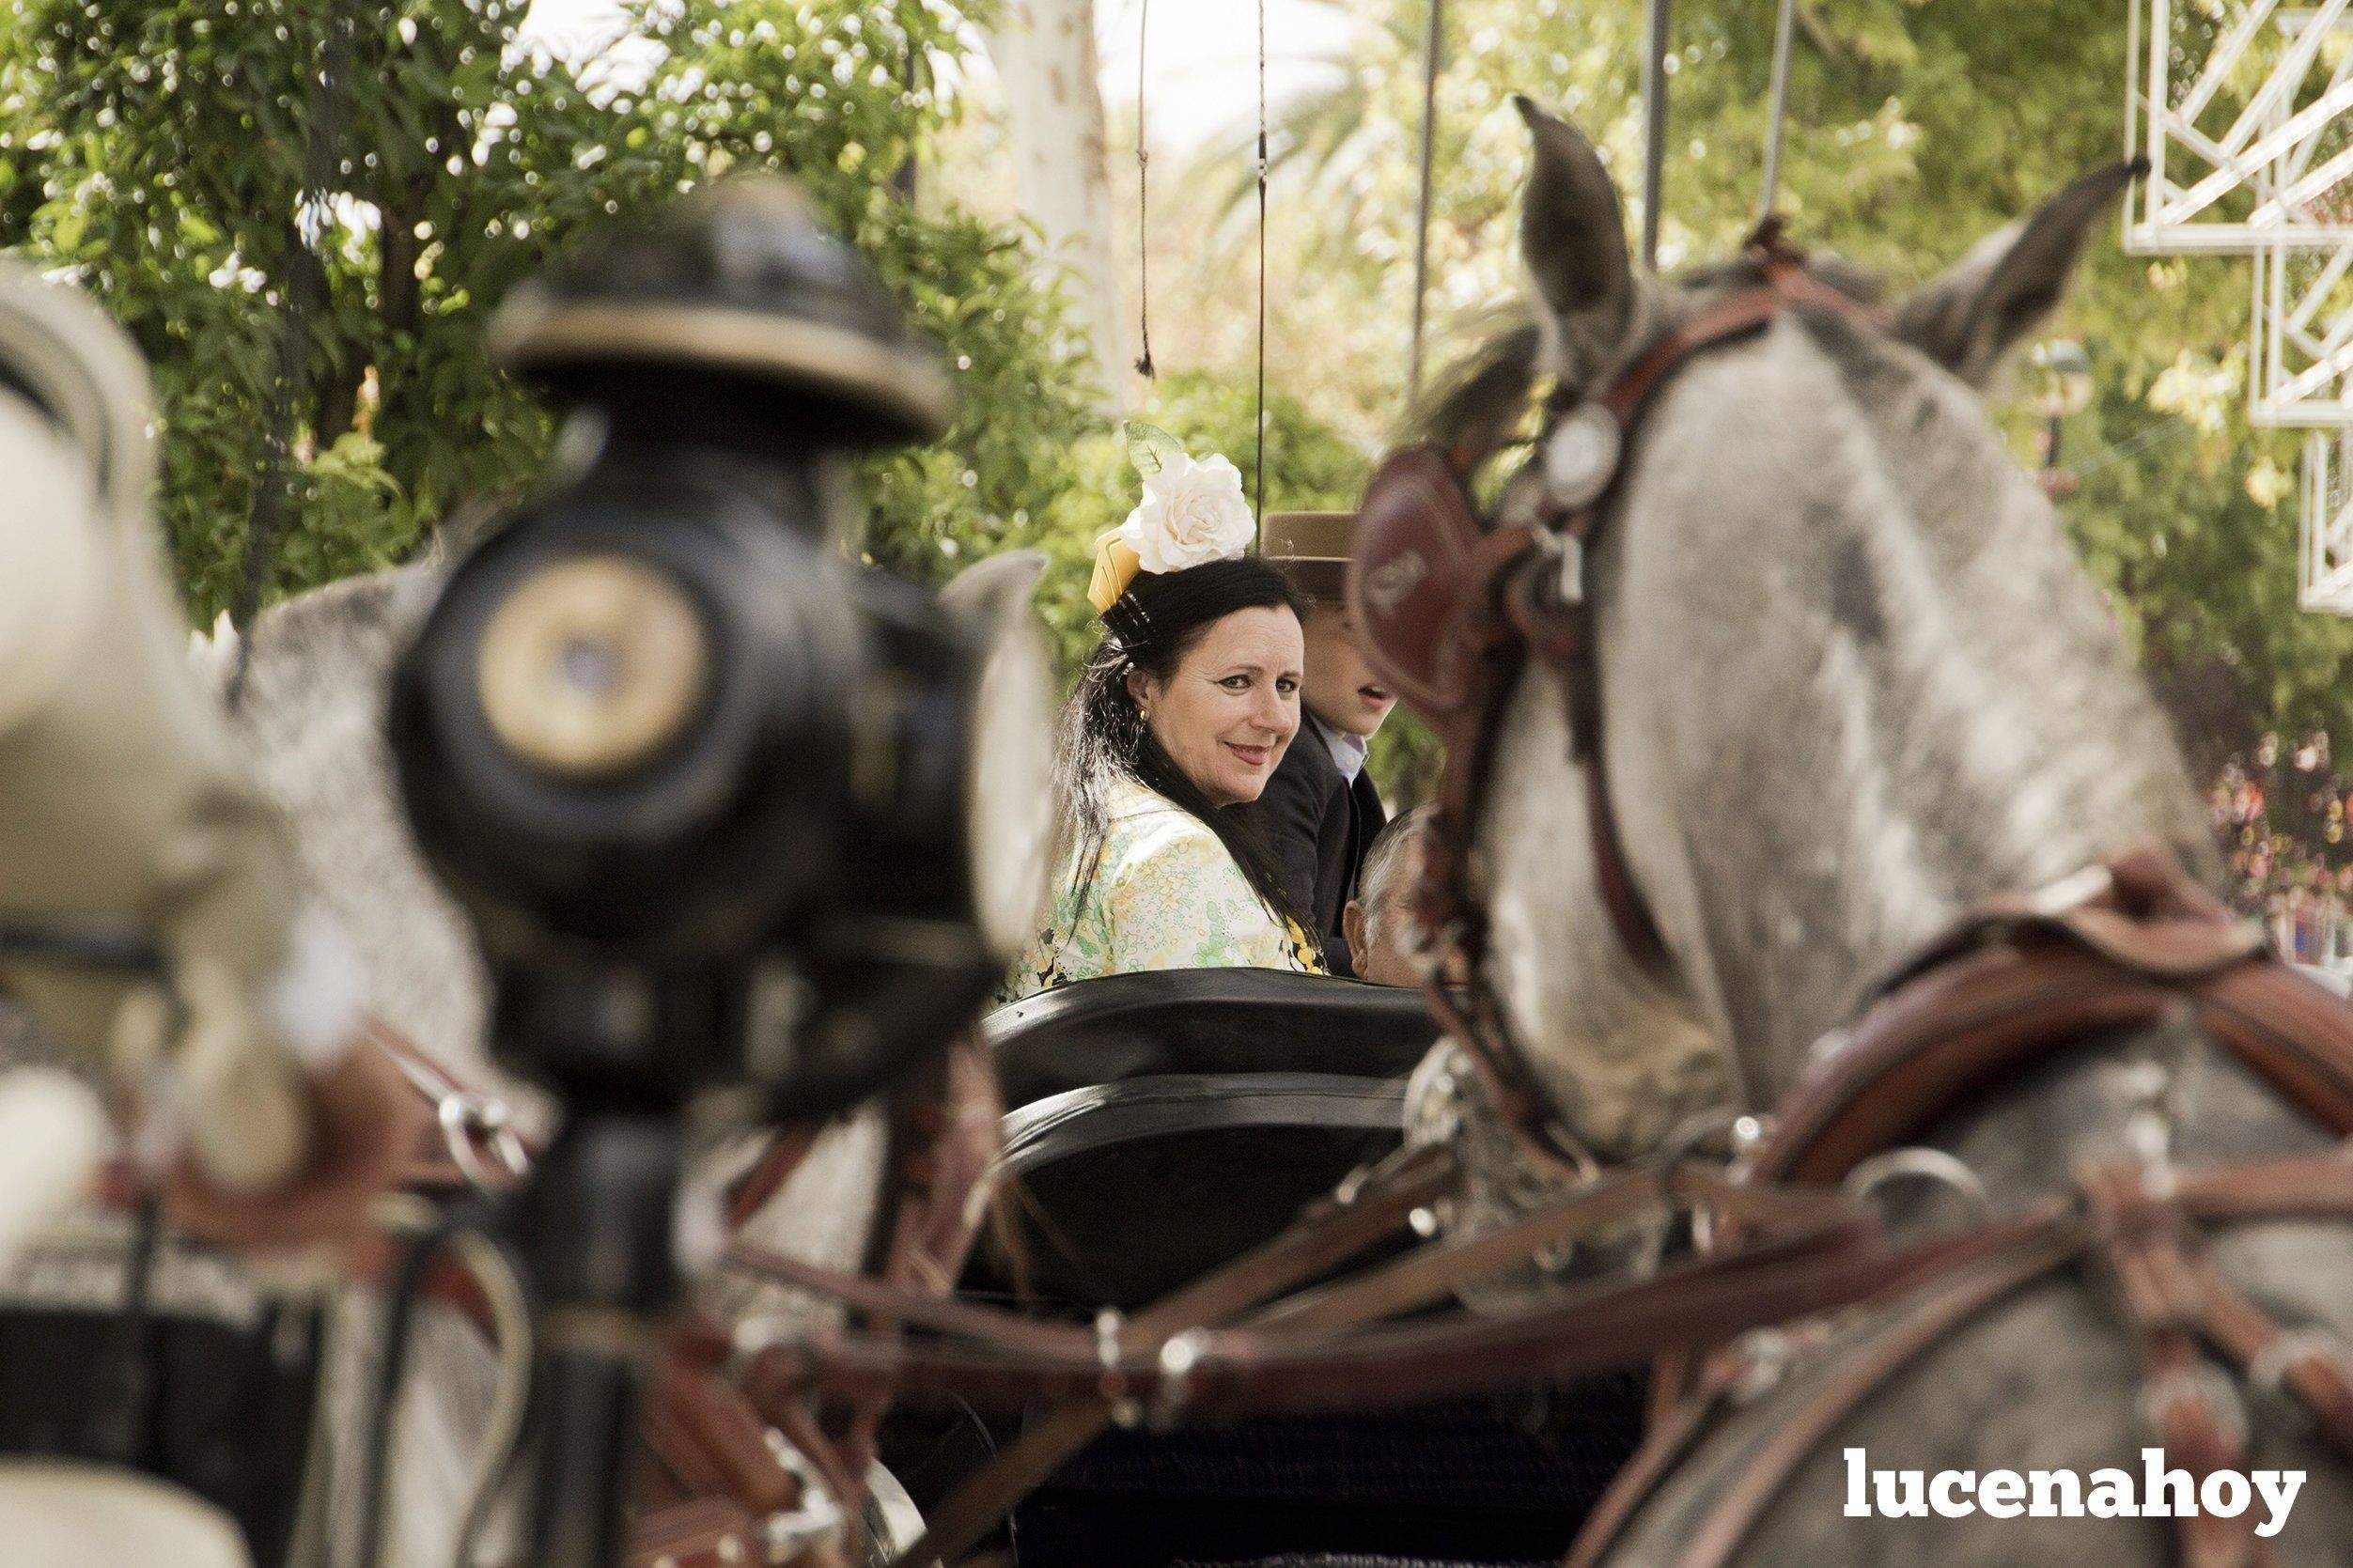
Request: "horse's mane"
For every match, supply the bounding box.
[1406,305,1544,471]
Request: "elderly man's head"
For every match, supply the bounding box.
[1344,804,1435,986]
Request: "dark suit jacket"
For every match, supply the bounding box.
[1254,717,1387,977]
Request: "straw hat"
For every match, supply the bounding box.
[1257,510,1355,600]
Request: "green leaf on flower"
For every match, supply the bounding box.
[1121,420,1186,480]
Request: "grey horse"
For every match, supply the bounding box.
[1413,99,2353,1563]
[239,566,922,1565]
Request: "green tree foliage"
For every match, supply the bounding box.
[0,0,1402,780]
[0,0,1101,620]
[1178,0,2353,784]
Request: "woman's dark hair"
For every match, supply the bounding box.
[1052,556,1314,942]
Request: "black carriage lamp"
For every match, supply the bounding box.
[385,174,1052,1568]
[2028,336,2094,497]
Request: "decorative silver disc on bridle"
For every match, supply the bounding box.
[1542,403,1623,510]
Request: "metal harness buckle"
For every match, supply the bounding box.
[1096,1309,1141,1428]
[1842,1147,1994,1227]
[438,1090,531,1188]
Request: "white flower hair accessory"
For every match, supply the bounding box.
[1086,425,1257,617]
[1120,448,1254,575]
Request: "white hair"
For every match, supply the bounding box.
[1358,803,1434,950]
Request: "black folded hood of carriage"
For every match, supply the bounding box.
[974,970,1445,1310]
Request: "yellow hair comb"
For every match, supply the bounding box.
[1085,528,1143,615]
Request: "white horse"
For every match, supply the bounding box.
[251,565,934,1565]
[1409,99,2353,1562]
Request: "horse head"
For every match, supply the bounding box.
[1431,100,2212,1164]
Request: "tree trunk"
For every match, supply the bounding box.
[987,0,1128,413]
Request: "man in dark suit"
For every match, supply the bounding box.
[1255,511,1395,977]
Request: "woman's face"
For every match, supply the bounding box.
[1129,604,1304,807]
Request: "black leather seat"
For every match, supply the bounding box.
[986,969,1441,1110]
[974,970,1441,1311]
[982,1072,1406,1308]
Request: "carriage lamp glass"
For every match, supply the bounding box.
[2028,338,2094,420]
[474,553,711,780]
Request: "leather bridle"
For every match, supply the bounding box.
[1347,223,1877,1158]
[1328,224,2353,1563]
[1564,848,2353,1568]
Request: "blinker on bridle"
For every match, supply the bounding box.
[1346,220,1885,1155]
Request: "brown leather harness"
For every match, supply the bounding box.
[221,1027,1003,1568]
[1565,849,2353,1568]
[739,860,2353,1563]
[633,1040,1001,1568]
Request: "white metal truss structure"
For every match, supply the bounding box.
[2250,241,2353,423]
[2127,0,2353,253]
[2128,5,2353,613]
[2299,427,2353,610]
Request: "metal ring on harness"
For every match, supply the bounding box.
[1632,1110,1752,1274]
[437,1091,531,1188]
[1841,1147,1994,1228]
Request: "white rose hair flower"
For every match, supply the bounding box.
[1119,451,1254,575]
[1085,431,1257,619]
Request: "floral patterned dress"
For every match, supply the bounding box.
[1000,779,1325,1003]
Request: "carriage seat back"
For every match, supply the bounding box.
[984,970,1441,1110]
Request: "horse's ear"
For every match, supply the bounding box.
[1515,95,1635,391]
[1891,162,2140,387]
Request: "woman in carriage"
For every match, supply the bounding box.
[1003,452,1327,1001]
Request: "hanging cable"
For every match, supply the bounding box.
[1407,0,1446,400]
[2122,0,2142,179]
[1757,0,1800,224]
[1133,0,1155,379]
[1639,0,1673,271]
[1254,0,1269,523]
